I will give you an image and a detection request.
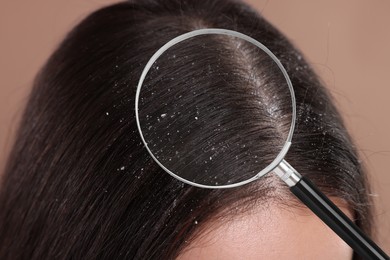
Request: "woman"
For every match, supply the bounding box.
[0,0,379,259]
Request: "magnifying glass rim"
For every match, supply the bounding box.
[135,28,296,189]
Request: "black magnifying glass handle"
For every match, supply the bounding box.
[274,160,389,260]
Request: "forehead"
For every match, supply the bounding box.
[177,200,353,259]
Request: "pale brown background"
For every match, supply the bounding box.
[1,0,389,253]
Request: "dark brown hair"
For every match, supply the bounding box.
[0,0,372,259]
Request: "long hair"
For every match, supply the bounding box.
[0,0,372,259]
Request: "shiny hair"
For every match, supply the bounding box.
[0,0,372,259]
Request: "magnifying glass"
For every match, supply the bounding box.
[135,28,389,260]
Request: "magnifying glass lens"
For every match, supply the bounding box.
[137,33,293,187]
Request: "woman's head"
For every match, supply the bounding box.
[0,0,372,259]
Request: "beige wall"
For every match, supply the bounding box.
[1,0,389,252]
